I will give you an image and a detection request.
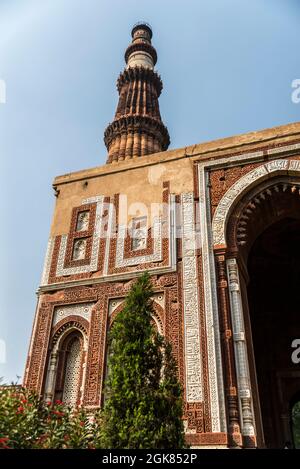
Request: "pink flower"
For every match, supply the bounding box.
[0,438,10,449]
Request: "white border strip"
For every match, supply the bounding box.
[181,192,203,402]
[198,165,226,433]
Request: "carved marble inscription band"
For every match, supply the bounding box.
[181,193,203,402]
[212,159,300,247]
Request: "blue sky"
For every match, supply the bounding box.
[0,0,299,382]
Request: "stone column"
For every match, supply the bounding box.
[226,257,257,447]
[44,351,58,403]
[215,252,242,447]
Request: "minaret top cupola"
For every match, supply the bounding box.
[125,23,157,69]
[104,23,170,164]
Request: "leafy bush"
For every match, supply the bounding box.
[0,384,99,449]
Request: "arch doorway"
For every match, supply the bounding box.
[223,177,300,448]
[247,216,300,448]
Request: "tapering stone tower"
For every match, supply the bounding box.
[104,23,170,163]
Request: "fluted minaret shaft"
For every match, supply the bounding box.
[104,23,170,163]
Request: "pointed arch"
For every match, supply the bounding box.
[44,318,88,405]
[109,299,164,335]
[212,159,300,248]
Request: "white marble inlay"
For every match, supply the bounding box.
[72,238,87,260]
[198,166,226,433]
[131,216,148,251]
[52,303,94,326]
[115,216,162,267]
[212,165,268,247]
[40,237,55,286]
[181,193,203,403]
[212,159,300,247]
[76,211,90,231]
[56,196,104,276]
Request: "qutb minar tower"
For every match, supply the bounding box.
[104,23,170,163]
[25,22,300,448]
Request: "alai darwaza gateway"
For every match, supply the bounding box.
[24,23,300,448]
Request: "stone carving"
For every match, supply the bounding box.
[212,165,268,246]
[185,402,204,434]
[40,237,55,286]
[265,159,288,173]
[267,142,300,155]
[115,216,162,267]
[51,317,89,347]
[197,165,226,433]
[26,271,188,432]
[212,159,300,247]
[181,192,202,403]
[52,303,94,327]
[62,338,82,406]
[152,292,165,309]
[109,298,164,336]
[131,216,148,251]
[108,298,124,317]
[234,181,300,247]
[24,303,53,393]
[76,211,90,231]
[289,159,300,171]
[56,196,104,276]
[72,239,87,260]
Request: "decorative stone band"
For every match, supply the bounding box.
[115,216,162,268]
[116,67,162,96]
[212,159,300,247]
[181,193,203,403]
[104,114,170,163]
[55,196,104,278]
[52,303,94,327]
[226,258,256,439]
[125,42,157,66]
[41,237,55,286]
[197,166,227,433]
[40,192,176,286]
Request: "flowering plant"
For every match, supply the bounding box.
[0,384,100,449]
